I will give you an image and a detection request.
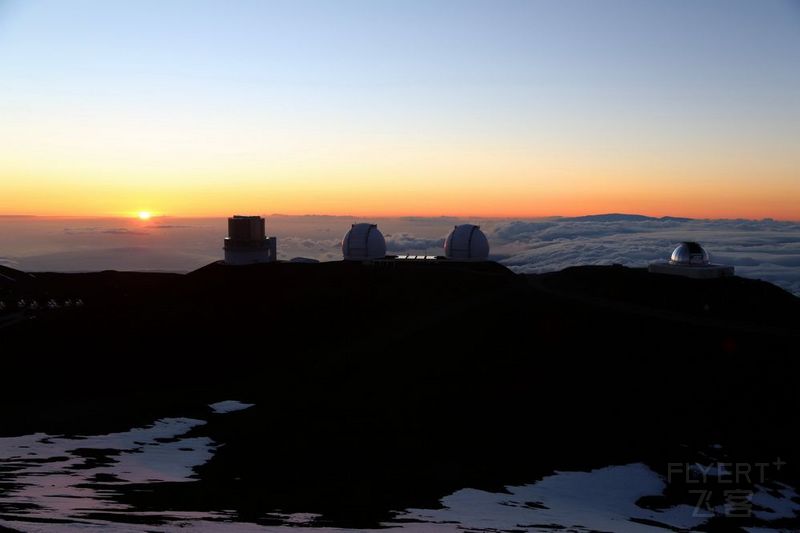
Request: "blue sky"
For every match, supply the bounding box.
[0,0,798,218]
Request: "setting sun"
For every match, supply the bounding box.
[138,211,152,220]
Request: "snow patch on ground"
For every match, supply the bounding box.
[209,400,255,414]
[397,463,706,532]
[0,417,215,524]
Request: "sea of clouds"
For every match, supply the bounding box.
[1,214,798,295]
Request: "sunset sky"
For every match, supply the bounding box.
[0,0,798,220]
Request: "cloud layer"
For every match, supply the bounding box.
[1,215,798,295]
[483,216,800,296]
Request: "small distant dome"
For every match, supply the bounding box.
[342,223,386,260]
[670,242,710,265]
[444,224,490,261]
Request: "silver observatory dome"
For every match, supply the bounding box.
[444,224,490,261]
[342,223,387,260]
[669,242,710,266]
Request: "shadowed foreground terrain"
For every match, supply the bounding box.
[1,260,799,531]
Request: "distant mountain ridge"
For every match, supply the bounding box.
[559,213,693,222]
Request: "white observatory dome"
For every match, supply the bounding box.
[444,224,490,261]
[670,242,710,266]
[342,223,386,260]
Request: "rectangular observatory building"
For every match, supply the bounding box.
[223,215,277,265]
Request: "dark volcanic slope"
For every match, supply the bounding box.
[0,265,33,284]
[532,264,800,331]
[1,261,799,528]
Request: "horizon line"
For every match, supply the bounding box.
[0,211,800,223]
[1,212,798,223]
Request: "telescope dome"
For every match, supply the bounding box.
[444,224,490,261]
[342,223,386,260]
[670,242,710,266]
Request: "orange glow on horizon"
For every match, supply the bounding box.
[1,186,798,221]
[2,160,798,221]
[1,194,797,222]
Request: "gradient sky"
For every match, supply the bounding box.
[0,0,798,219]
